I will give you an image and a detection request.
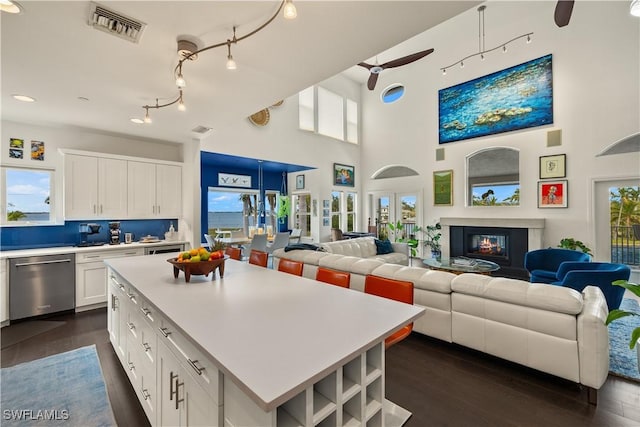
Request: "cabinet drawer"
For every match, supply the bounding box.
[77,248,144,263]
[138,312,157,370]
[158,317,221,402]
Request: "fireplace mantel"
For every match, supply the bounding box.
[440,217,545,259]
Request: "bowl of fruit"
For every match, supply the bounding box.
[167,247,228,283]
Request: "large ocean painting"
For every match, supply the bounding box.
[439,54,553,144]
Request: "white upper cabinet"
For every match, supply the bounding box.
[63,150,182,220]
[64,154,127,219]
[128,161,182,218]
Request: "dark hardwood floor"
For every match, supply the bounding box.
[2,309,639,426]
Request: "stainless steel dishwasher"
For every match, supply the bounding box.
[9,253,76,321]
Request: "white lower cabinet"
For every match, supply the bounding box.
[1,259,8,324]
[158,340,218,427]
[77,248,144,310]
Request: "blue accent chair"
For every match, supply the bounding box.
[524,248,591,284]
[552,262,631,310]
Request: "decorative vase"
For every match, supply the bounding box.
[431,249,441,260]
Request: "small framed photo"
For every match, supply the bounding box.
[296,174,305,190]
[539,154,566,179]
[9,148,23,159]
[322,208,330,217]
[31,140,45,161]
[9,138,24,149]
[333,163,354,187]
[433,170,453,206]
[538,180,568,208]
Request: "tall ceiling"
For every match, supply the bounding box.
[1,1,479,145]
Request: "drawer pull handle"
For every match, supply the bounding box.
[141,388,150,401]
[85,255,101,259]
[159,327,171,338]
[111,295,117,311]
[127,322,135,331]
[15,259,72,267]
[109,275,125,291]
[128,361,135,372]
[128,293,137,304]
[125,252,138,256]
[169,371,177,401]
[142,342,151,352]
[187,359,204,376]
[175,378,184,410]
[140,307,153,321]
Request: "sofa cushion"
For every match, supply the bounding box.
[451,274,583,315]
[371,252,408,264]
[374,239,394,254]
[321,237,377,258]
[370,265,455,294]
[272,248,329,266]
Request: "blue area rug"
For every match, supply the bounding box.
[0,345,116,426]
[609,298,640,382]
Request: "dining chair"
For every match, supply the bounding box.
[248,234,268,253]
[225,246,242,261]
[204,234,215,250]
[277,258,304,276]
[248,250,268,268]
[267,232,290,255]
[364,275,414,348]
[289,228,302,244]
[315,267,350,288]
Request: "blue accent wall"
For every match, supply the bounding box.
[0,219,177,250]
[200,157,288,240]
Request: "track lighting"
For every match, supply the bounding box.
[141,0,296,123]
[175,72,186,88]
[441,5,533,75]
[178,92,186,111]
[283,0,297,19]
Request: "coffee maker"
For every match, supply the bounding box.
[109,221,121,245]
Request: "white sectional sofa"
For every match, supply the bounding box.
[273,249,610,402]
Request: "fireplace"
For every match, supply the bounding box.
[450,226,529,279]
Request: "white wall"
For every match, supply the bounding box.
[200,74,363,242]
[360,1,640,251]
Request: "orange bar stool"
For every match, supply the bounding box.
[364,275,414,348]
[316,267,350,288]
[225,246,242,261]
[277,259,304,276]
[248,250,268,268]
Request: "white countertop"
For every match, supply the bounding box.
[0,240,189,259]
[104,254,424,412]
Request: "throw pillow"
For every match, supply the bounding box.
[375,239,394,255]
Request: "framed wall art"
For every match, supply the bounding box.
[538,180,568,208]
[31,140,45,161]
[296,174,305,189]
[539,154,566,179]
[438,54,553,144]
[333,163,354,187]
[433,170,453,206]
[218,173,251,188]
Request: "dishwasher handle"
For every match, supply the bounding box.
[14,259,73,267]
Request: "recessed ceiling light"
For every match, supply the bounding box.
[130,118,144,124]
[12,94,35,102]
[0,0,23,14]
[77,96,90,101]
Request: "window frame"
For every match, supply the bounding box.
[1,165,56,226]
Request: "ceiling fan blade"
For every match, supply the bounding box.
[358,62,374,70]
[367,73,379,91]
[554,0,574,27]
[380,48,434,69]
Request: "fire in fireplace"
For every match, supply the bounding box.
[469,234,507,257]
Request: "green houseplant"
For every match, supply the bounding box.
[606,280,640,350]
[558,237,593,256]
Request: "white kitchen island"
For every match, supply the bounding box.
[105,253,424,427]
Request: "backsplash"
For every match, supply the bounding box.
[0,219,178,250]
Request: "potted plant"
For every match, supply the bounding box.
[558,237,593,256]
[606,280,640,347]
[421,222,442,258]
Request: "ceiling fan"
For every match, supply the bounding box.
[554,0,575,27]
[357,48,434,91]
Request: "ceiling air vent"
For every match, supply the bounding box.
[192,126,213,136]
[88,2,146,43]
